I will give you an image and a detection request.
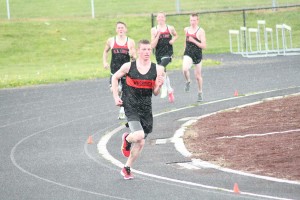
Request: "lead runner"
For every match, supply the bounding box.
[111,39,165,180]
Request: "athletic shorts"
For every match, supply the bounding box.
[157,56,172,68]
[184,51,202,65]
[124,105,153,135]
[127,121,149,139]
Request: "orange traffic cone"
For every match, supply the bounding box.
[234,90,239,97]
[87,136,93,144]
[233,183,240,194]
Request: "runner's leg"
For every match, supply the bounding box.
[194,61,203,101]
[125,130,145,167]
[182,56,193,92]
[194,61,203,93]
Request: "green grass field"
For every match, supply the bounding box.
[1,0,300,18]
[0,1,299,88]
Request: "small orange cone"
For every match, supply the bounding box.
[87,136,93,144]
[234,90,239,97]
[233,183,240,194]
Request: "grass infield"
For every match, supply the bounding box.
[0,1,299,88]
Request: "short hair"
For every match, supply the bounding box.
[116,21,127,28]
[190,13,198,18]
[138,39,150,48]
[157,12,166,17]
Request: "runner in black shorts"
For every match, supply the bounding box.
[182,13,206,102]
[103,21,136,119]
[111,39,165,180]
[184,28,202,65]
[151,12,178,103]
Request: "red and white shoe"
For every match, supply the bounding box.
[168,90,175,103]
[121,132,131,157]
[121,166,134,180]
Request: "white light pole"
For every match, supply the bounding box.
[6,0,11,19]
[91,0,95,18]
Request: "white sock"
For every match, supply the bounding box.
[165,75,172,92]
[161,76,167,89]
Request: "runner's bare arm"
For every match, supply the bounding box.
[188,28,206,49]
[150,27,160,49]
[129,39,137,61]
[153,65,165,96]
[183,27,188,53]
[198,28,206,49]
[103,38,112,69]
[112,62,130,106]
[169,25,178,45]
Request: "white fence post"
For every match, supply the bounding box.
[176,0,181,13]
[272,0,277,11]
[6,0,11,20]
[91,0,95,18]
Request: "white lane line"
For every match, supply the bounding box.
[97,90,300,200]
[97,125,124,168]
[10,115,130,200]
[0,104,115,129]
[173,95,300,186]
[172,122,194,158]
[97,125,294,200]
[216,129,300,139]
[177,163,200,170]
[0,116,39,129]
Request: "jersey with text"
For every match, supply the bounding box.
[184,27,203,64]
[110,37,130,74]
[123,61,157,109]
[155,26,173,59]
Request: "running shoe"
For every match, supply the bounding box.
[168,90,175,103]
[120,166,134,180]
[121,132,131,157]
[184,81,190,92]
[197,92,203,102]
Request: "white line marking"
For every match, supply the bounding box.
[97,126,124,168]
[155,138,169,145]
[10,115,130,200]
[97,91,300,200]
[171,122,193,158]
[174,95,300,186]
[216,129,300,139]
[97,125,295,200]
[191,158,300,185]
[177,163,200,170]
